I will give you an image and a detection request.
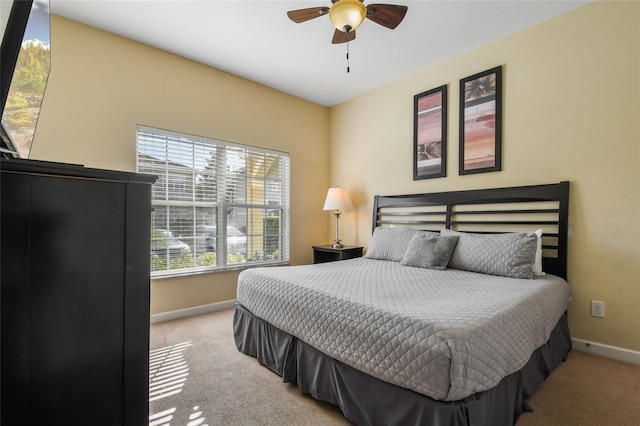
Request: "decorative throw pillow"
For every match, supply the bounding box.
[365,227,437,262]
[441,229,538,279]
[400,234,459,270]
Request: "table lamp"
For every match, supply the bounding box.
[323,187,353,248]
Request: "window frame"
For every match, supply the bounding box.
[136,125,290,278]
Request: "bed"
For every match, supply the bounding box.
[233,181,571,426]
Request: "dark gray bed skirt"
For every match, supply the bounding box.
[233,303,571,426]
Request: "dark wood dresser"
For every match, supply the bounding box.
[0,158,156,425]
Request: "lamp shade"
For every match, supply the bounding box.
[323,187,353,211]
[329,0,366,33]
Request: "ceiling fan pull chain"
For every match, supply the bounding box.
[346,41,350,73]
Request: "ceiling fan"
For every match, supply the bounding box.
[287,0,408,44]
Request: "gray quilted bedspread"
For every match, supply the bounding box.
[236,258,570,401]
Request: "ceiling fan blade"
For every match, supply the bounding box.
[332,29,356,44]
[287,7,330,23]
[365,4,408,29]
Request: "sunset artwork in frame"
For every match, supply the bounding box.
[459,66,502,175]
[413,84,447,180]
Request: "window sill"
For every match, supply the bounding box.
[150,260,291,280]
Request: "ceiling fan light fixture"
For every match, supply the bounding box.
[329,0,366,33]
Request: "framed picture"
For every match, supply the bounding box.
[459,66,502,175]
[413,84,447,180]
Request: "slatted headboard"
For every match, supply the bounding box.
[372,182,570,279]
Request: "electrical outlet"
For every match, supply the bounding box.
[591,300,605,318]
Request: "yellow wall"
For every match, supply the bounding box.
[31,16,330,314]
[329,0,640,351]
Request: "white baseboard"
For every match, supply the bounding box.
[150,299,237,324]
[572,338,640,365]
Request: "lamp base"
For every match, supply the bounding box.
[331,240,344,249]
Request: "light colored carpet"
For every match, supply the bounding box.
[149,309,348,426]
[517,348,640,425]
[149,309,640,425]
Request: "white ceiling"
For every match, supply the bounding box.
[50,0,591,107]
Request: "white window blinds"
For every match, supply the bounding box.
[136,125,290,277]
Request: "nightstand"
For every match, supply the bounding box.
[312,245,363,264]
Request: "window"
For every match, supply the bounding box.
[136,125,290,277]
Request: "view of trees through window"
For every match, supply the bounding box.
[136,126,290,276]
[1,0,50,159]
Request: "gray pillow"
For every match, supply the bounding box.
[365,227,437,262]
[441,229,537,279]
[400,234,459,270]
